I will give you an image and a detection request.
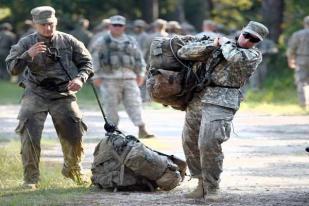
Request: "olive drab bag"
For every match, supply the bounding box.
[91,132,187,191]
[146,35,219,111]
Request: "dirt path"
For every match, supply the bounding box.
[1,105,309,205]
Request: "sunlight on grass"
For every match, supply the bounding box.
[0,140,91,206]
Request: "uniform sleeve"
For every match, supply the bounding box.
[286,33,299,59]
[177,38,216,61]
[5,40,32,76]
[220,41,262,64]
[71,37,94,82]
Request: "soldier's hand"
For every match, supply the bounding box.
[213,37,220,47]
[136,76,144,86]
[27,42,47,59]
[288,58,297,69]
[93,78,103,87]
[67,77,83,92]
[218,36,230,46]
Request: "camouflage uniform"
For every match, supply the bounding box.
[0,23,16,80]
[249,38,278,90]
[6,8,93,184]
[70,19,93,48]
[92,30,146,127]
[287,18,309,107]
[178,22,265,193]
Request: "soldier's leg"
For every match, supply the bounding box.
[198,104,235,194]
[49,98,88,184]
[16,93,48,186]
[99,79,122,125]
[182,96,204,198]
[122,80,154,138]
[182,96,203,178]
[122,80,144,126]
[294,67,309,108]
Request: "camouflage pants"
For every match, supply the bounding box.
[16,90,87,183]
[294,67,309,107]
[182,95,235,188]
[99,79,144,126]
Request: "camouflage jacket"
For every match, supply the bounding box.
[287,28,309,67]
[6,31,93,99]
[92,32,146,79]
[178,37,262,110]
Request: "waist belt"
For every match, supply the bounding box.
[33,78,69,91]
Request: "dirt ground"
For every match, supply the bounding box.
[1,105,309,205]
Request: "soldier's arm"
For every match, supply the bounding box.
[71,37,94,82]
[220,41,262,64]
[286,33,299,69]
[177,38,216,61]
[5,41,32,76]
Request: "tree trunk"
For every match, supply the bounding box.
[141,0,159,23]
[261,0,284,42]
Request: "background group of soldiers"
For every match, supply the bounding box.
[1,14,279,94]
[9,13,309,109]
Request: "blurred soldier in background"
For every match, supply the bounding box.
[132,19,148,57]
[88,18,111,53]
[0,22,16,80]
[144,19,168,62]
[20,20,36,38]
[132,19,149,102]
[70,18,93,47]
[249,38,278,90]
[181,22,196,35]
[287,16,309,109]
[196,19,219,39]
[166,20,182,37]
[92,15,154,139]
[6,6,93,189]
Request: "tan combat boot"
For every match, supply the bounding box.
[138,125,155,139]
[184,178,206,199]
[62,169,89,185]
[21,182,37,190]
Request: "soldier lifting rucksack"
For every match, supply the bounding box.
[146,35,222,110]
[91,131,187,191]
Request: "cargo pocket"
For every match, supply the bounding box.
[71,116,88,136]
[214,120,231,144]
[15,118,27,135]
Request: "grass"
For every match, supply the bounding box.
[0,140,92,206]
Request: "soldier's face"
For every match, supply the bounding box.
[110,24,125,37]
[237,32,260,48]
[35,22,57,38]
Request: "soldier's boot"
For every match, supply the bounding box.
[138,125,155,139]
[208,184,219,195]
[62,169,89,185]
[21,181,38,190]
[184,178,206,199]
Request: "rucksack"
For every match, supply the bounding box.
[91,132,187,191]
[146,35,220,111]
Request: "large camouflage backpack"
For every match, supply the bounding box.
[146,35,217,111]
[91,132,187,191]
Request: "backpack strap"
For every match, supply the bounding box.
[111,146,132,186]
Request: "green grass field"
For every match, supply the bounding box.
[0,140,91,206]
